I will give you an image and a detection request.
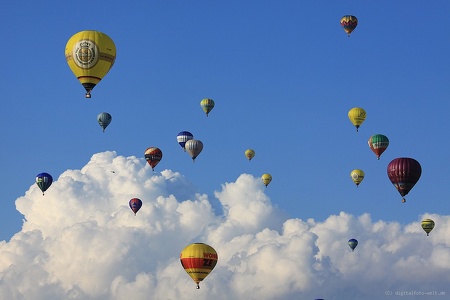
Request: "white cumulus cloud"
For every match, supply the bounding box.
[0,151,449,300]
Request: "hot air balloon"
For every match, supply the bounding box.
[245,149,255,161]
[350,169,364,187]
[185,140,203,161]
[144,147,163,171]
[262,173,272,187]
[97,112,112,132]
[340,15,358,37]
[387,157,422,203]
[421,219,435,236]
[177,131,194,151]
[348,107,366,132]
[36,172,53,195]
[129,198,142,215]
[368,134,389,160]
[348,238,358,251]
[180,243,218,289]
[65,30,116,98]
[200,98,215,116]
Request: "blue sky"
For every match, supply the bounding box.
[1,2,450,299]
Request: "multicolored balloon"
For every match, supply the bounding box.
[177,131,194,151]
[340,15,358,37]
[245,149,255,161]
[348,238,358,251]
[348,107,366,132]
[261,173,272,187]
[144,147,163,171]
[421,219,435,236]
[368,134,389,160]
[200,98,215,116]
[185,140,203,161]
[129,198,142,215]
[387,157,422,203]
[36,172,53,195]
[350,169,365,187]
[65,30,116,98]
[97,112,112,132]
[180,243,218,289]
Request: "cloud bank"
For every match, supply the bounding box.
[0,151,449,300]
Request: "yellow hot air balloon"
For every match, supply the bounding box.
[261,173,272,187]
[65,30,116,98]
[180,243,218,289]
[350,169,365,187]
[421,219,435,236]
[200,98,215,116]
[245,149,255,161]
[348,107,366,132]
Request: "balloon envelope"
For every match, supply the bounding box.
[387,157,422,203]
[36,172,53,195]
[185,140,203,161]
[129,198,142,215]
[65,30,116,98]
[350,169,364,187]
[421,219,435,236]
[368,134,389,159]
[348,107,366,132]
[245,149,255,161]
[97,112,112,132]
[180,243,218,289]
[200,98,215,116]
[177,131,194,151]
[262,173,272,187]
[340,15,358,36]
[348,238,358,251]
[144,147,163,171]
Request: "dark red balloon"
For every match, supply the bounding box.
[129,198,142,215]
[387,158,422,203]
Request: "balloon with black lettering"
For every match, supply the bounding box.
[144,147,163,171]
[348,107,366,132]
[245,149,255,161]
[180,243,218,289]
[262,173,272,187]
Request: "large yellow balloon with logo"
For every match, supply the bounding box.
[180,243,218,289]
[65,30,116,98]
[348,107,366,132]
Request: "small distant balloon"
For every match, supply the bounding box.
[97,112,112,132]
[421,219,435,236]
[36,172,53,195]
[129,198,142,215]
[348,238,358,251]
[350,169,364,187]
[200,98,215,116]
[261,173,272,187]
[368,134,389,160]
[340,15,358,37]
[185,140,203,161]
[180,243,218,289]
[144,147,163,171]
[387,157,422,203]
[348,107,366,132]
[177,131,194,151]
[245,149,255,161]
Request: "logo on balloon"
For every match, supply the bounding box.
[73,40,99,69]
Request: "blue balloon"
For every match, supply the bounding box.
[177,131,194,151]
[36,172,53,195]
[348,238,358,252]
